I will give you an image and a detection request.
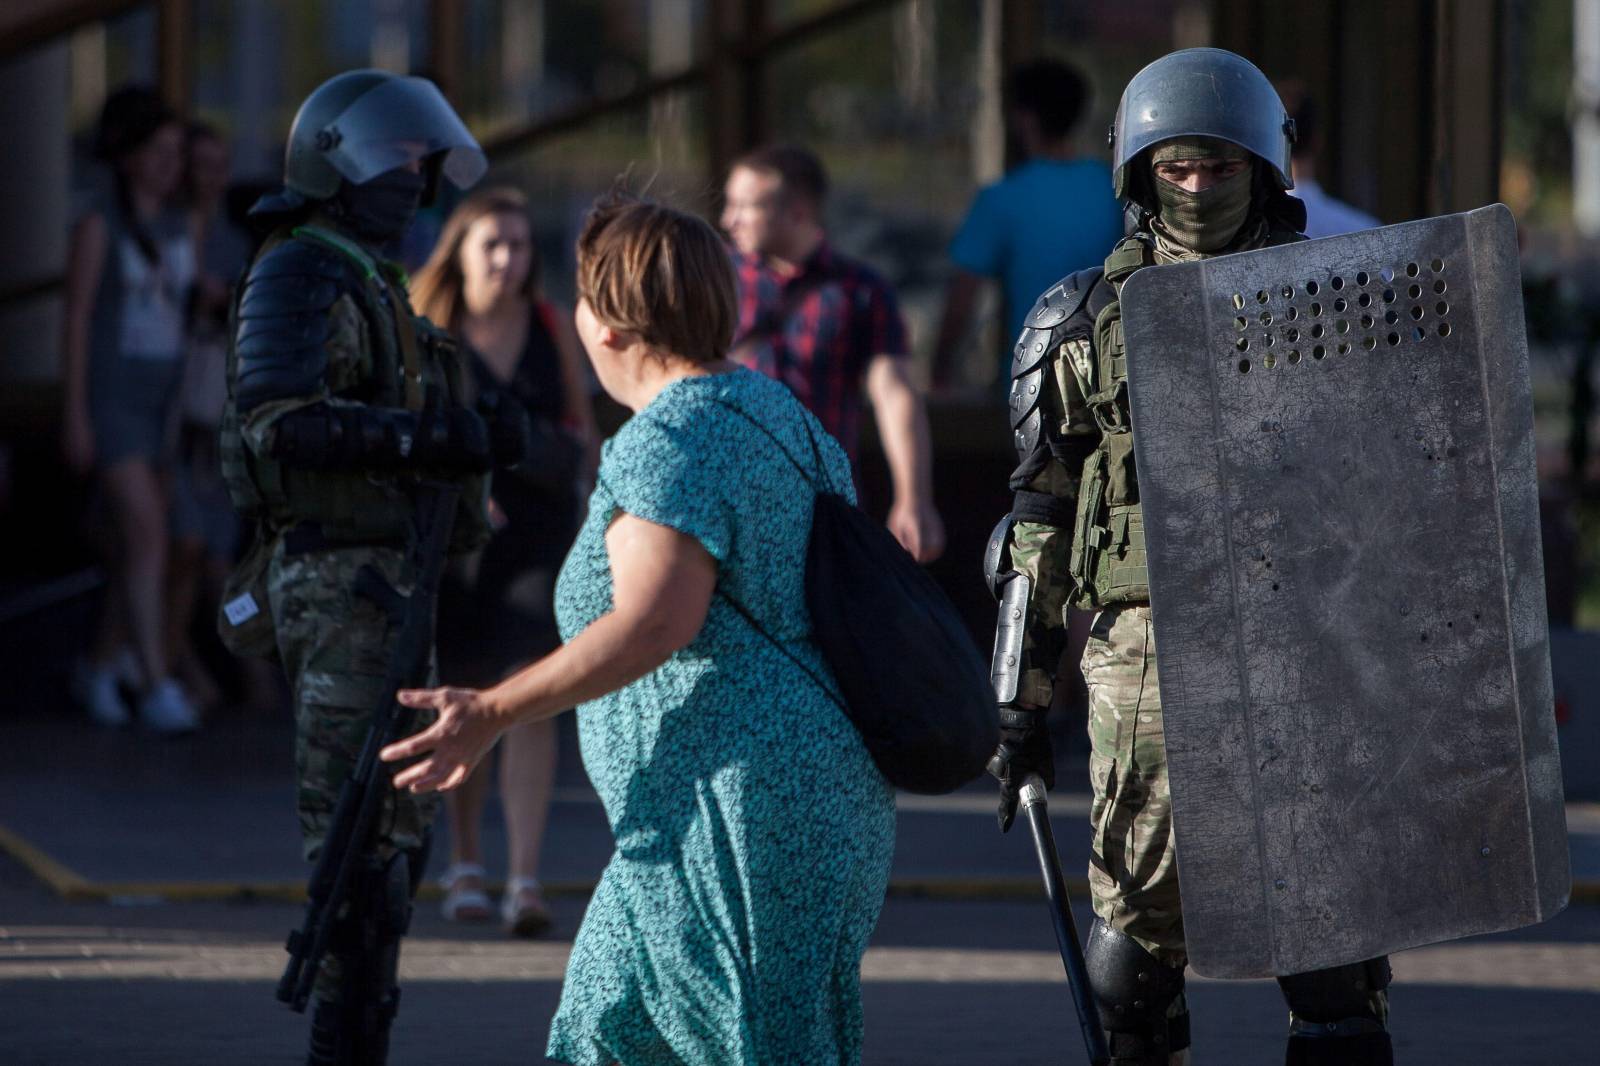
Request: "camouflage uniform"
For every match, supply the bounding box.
[265,543,437,864]
[224,220,489,1010]
[1004,228,1292,966]
[994,50,1397,1066]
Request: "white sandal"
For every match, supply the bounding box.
[440,862,493,922]
[501,876,552,938]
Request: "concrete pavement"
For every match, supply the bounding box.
[0,703,1596,1063]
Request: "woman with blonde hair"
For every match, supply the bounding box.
[411,185,596,935]
[383,193,896,1064]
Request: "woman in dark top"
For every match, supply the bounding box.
[60,86,200,733]
[412,186,596,934]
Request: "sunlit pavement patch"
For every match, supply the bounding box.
[3,927,1597,990]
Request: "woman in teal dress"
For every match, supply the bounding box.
[382,194,896,1065]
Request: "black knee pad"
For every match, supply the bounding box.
[374,849,417,939]
[402,831,432,900]
[1085,920,1190,1064]
[320,851,418,1064]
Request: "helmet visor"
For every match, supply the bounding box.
[319,77,487,190]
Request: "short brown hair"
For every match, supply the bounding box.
[575,193,737,363]
[731,144,828,209]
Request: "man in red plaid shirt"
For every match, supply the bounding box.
[721,145,945,562]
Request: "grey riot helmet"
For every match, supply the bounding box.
[283,69,487,201]
[1109,48,1295,204]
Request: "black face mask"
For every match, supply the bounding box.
[334,166,426,243]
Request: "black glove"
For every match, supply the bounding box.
[987,704,1055,833]
[410,407,492,472]
[476,391,534,470]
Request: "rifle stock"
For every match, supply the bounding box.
[276,482,460,1012]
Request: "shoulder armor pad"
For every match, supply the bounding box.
[1022,268,1100,331]
[234,237,359,413]
[1008,268,1106,460]
[1012,268,1105,377]
[245,234,357,286]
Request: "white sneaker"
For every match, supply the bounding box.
[74,662,131,727]
[139,679,199,734]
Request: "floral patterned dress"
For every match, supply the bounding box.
[545,368,896,1066]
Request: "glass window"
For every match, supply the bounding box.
[68,5,159,143]
[762,1,989,379]
[481,86,710,307]
[761,0,1200,386]
[191,0,431,181]
[457,0,708,138]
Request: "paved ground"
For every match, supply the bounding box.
[1,695,1596,1063]
[2,849,1597,1065]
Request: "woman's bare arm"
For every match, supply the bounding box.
[381,512,717,792]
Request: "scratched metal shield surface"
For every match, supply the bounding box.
[1120,205,1569,979]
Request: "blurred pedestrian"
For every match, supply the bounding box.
[382,193,896,1065]
[1280,82,1380,238]
[60,85,200,733]
[720,145,945,562]
[167,120,253,712]
[411,186,597,935]
[934,58,1125,391]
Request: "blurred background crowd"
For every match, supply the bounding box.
[1,0,1598,851]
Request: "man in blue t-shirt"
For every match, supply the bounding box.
[933,59,1125,391]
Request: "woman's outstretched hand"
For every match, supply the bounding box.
[380,687,506,794]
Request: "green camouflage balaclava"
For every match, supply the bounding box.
[1150,137,1253,253]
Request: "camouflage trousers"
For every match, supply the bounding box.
[267,540,439,1000]
[1082,604,1186,968]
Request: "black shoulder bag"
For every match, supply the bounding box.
[706,397,997,795]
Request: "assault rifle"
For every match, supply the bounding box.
[276,481,460,1013]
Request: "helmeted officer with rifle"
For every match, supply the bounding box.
[217,70,529,1064]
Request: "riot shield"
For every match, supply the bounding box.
[1120,204,1569,979]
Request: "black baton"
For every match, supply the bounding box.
[1020,772,1110,1066]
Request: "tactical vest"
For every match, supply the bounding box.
[219,222,488,549]
[1069,228,1302,608]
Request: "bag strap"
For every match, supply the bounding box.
[711,581,847,711]
[595,394,848,710]
[699,395,838,497]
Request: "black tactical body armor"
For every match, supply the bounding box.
[220,221,489,551]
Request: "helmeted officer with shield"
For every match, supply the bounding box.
[986,49,1389,1066]
[217,70,528,1064]
[989,45,1570,1066]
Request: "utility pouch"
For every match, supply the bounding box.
[1070,448,1108,603]
[217,526,280,663]
[1099,504,1149,601]
[1105,430,1138,505]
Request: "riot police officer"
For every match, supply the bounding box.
[218,70,516,1064]
[986,50,1394,1066]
